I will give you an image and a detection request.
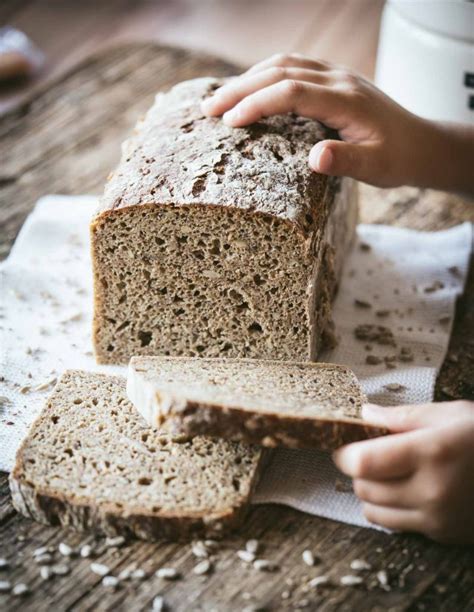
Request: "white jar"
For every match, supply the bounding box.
[375,0,474,124]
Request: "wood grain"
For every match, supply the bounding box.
[0,43,473,611]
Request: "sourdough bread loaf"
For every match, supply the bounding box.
[91,77,357,364]
[127,357,387,450]
[9,370,263,540]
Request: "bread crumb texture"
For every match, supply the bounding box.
[10,371,262,539]
[91,77,357,364]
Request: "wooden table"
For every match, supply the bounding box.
[1,43,473,612]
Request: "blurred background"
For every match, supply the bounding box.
[0,0,384,115]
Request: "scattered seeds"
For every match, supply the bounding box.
[40,567,53,581]
[118,568,132,581]
[33,546,50,557]
[204,539,219,550]
[340,574,363,586]
[193,559,212,576]
[354,324,396,346]
[156,567,180,580]
[0,580,12,592]
[191,541,209,558]
[58,542,74,557]
[237,550,256,563]
[424,280,444,293]
[439,315,450,325]
[281,590,291,599]
[35,553,54,565]
[377,570,389,588]
[359,242,371,252]
[102,575,119,589]
[152,595,165,611]
[399,347,414,362]
[52,563,70,576]
[253,559,278,572]
[308,575,329,588]
[0,397,12,408]
[131,568,147,580]
[366,355,382,365]
[0,558,9,570]
[448,266,461,278]
[375,309,390,318]
[302,550,315,567]
[13,583,29,596]
[350,559,372,571]
[105,536,126,548]
[384,383,406,392]
[33,377,57,392]
[354,299,372,309]
[90,562,110,577]
[80,544,93,558]
[245,539,259,554]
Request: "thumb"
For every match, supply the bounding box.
[308,139,379,183]
[362,402,466,432]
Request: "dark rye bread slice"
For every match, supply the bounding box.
[9,370,263,541]
[127,357,388,451]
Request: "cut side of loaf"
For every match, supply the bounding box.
[9,370,263,540]
[127,357,388,450]
[91,76,357,365]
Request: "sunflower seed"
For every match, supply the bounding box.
[35,553,54,565]
[105,536,126,549]
[80,544,93,558]
[193,559,212,575]
[33,546,50,557]
[281,590,291,599]
[58,542,74,557]
[118,568,132,581]
[52,564,70,576]
[0,580,12,592]
[350,559,372,571]
[308,575,329,588]
[90,563,110,577]
[156,567,180,580]
[204,539,219,550]
[237,550,255,563]
[40,567,53,581]
[253,559,278,572]
[340,574,363,586]
[245,539,259,554]
[13,583,29,596]
[192,541,209,558]
[302,550,315,566]
[102,576,119,588]
[377,570,389,587]
[152,595,165,611]
[131,568,147,580]
[0,558,9,570]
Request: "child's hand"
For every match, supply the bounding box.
[202,53,474,195]
[333,401,474,544]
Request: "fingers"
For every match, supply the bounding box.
[353,477,414,509]
[333,431,421,480]
[308,139,381,182]
[201,67,332,117]
[361,401,474,432]
[245,52,332,76]
[362,503,423,532]
[215,80,344,128]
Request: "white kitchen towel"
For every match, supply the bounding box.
[0,195,472,530]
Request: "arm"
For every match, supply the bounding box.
[333,401,474,545]
[202,53,474,196]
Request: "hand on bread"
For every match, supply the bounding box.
[202,53,474,195]
[333,400,474,544]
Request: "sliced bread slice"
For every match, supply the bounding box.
[127,357,388,450]
[9,370,263,540]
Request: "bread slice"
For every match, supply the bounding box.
[9,370,263,540]
[91,77,357,365]
[127,357,388,450]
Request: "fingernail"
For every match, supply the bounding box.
[223,108,238,125]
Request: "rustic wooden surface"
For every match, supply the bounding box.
[0,43,473,611]
[0,0,384,115]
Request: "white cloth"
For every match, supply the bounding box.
[0,196,471,530]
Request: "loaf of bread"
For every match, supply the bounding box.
[91,77,357,364]
[9,371,263,540]
[127,357,387,450]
